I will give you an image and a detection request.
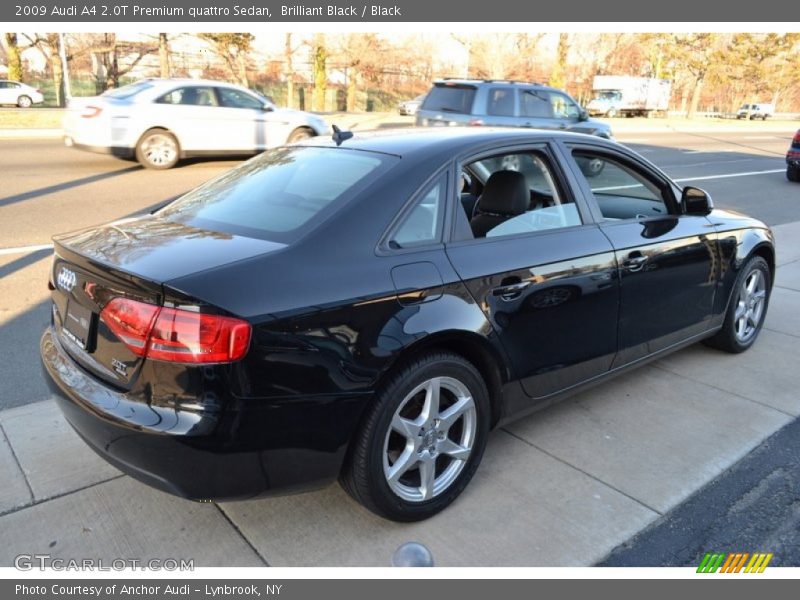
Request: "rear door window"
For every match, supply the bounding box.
[158,147,398,243]
[157,87,218,106]
[487,88,516,116]
[421,84,477,114]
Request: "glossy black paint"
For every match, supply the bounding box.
[40,128,775,501]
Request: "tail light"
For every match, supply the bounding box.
[100,298,251,364]
[81,105,103,118]
[468,118,484,126]
[793,131,800,144]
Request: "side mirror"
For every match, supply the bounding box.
[681,186,714,215]
[263,103,275,112]
[578,109,589,122]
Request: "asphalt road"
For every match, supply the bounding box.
[0,129,797,411]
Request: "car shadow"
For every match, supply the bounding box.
[0,165,143,209]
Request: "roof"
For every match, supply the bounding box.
[301,127,615,158]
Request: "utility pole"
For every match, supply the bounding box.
[58,33,72,103]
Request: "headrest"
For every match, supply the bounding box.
[477,170,528,216]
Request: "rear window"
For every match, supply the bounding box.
[421,84,476,114]
[157,147,397,243]
[103,81,154,99]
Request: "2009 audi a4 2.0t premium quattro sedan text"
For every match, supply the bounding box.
[41,128,775,521]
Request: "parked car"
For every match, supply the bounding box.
[398,94,426,116]
[787,129,800,182]
[736,103,774,120]
[415,79,613,140]
[0,80,44,107]
[63,78,331,169]
[41,127,774,521]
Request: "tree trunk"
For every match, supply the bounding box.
[4,33,23,82]
[50,54,64,107]
[284,33,294,109]
[236,53,248,87]
[548,33,569,90]
[346,68,358,112]
[312,35,327,112]
[158,33,170,78]
[687,77,703,118]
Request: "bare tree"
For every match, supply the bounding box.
[87,33,156,93]
[198,33,254,87]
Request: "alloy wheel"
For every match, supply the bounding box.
[383,376,476,503]
[734,268,766,343]
[141,133,177,167]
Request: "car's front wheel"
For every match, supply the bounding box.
[704,255,770,353]
[788,165,800,182]
[135,129,180,169]
[17,95,32,108]
[340,352,490,521]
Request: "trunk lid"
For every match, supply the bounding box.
[50,215,285,389]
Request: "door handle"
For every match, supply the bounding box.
[622,255,648,272]
[492,280,532,300]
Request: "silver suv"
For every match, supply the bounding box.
[416,79,613,139]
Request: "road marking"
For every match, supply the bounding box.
[742,135,782,140]
[675,169,785,183]
[682,149,736,154]
[0,243,53,256]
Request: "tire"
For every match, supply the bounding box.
[287,127,314,143]
[17,95,32,108]
[500,154,522,172]
[135,129,179,170]
[340,351,490,522]
[704,255,770,353]
[606,108,617,118]
[576,156,605,178]
[788,165,800,182]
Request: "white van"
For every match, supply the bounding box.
[736,103,774,120]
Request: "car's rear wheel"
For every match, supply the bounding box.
[606,108,617,118]
[136,129,179,170]
[287,127,314,143]
[704,255,770,353]
[340,352,490,521]
[17,95,32,108]
[788,165,800,182]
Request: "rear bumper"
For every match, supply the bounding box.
[40,326,368,501]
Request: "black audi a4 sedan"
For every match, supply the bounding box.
[41,128,775,521]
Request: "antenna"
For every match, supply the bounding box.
[332,125,353,146]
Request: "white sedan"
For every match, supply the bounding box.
[0,80,45,108]
[63,78,332,169]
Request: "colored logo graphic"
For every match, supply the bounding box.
[697,552,773,573]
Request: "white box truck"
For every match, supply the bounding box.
[587,76,671,118]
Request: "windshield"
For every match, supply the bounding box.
[158,146,398,243]
[593,90,621,101]
[102,80,154,99]
[422,85,476,113]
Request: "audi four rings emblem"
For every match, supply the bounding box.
[57,268,77,292]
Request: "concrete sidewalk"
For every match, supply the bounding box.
[1,221,799,567]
